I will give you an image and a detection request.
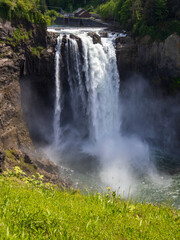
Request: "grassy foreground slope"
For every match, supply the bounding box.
[0,168,179,239]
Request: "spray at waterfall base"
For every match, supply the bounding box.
[45,28,179,207]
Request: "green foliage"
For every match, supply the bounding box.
[39,0,47,13]
[3,166,54,189]
[0,0,179,40]
[98,0,117,20]
[13,27,30,42]
[119,0,132,28]
[4,149,38,175]
[6,26,31,47]
[98,0,180,39]
[45,9,63,25]
[31,46,45,56]
[45,0,107,12]
[0,170,179,239]
[0,0,46,25]
[143,0,168,25]
[133,19,180,40]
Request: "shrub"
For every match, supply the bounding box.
[0,0,46,25]
[45,9,63,25]
[31,46,44,56]
[98,0,180,40]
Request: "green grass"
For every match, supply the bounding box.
[0,168,179,239]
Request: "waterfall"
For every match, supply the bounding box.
[54,35,62,147]
[54,30,120,144]
[51,28,155,197]
[49,28,179,205]
[81,35,120,141]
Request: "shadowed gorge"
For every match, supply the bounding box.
[27,27,179,208]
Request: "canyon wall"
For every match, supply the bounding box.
[0,20,57,150]
[116,34,180,94]
[0,20,67,184]
[0,21,180,173]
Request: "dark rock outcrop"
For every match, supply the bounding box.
[0,19,58,147]
[99,32,108,38]
[88,32,102,45]
[116,34,180,93]
[0,148,69,187]
[20,31,57,145]
[116,36,137,80]
[0,21,33,150]
[116,33,180,157]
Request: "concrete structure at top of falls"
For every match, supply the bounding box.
[53,29,121,147]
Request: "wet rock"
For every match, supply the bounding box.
[70,34,83,57]
[116,34,180,92]
[88,32,102,45]
[100,32,108,38]
[24,154,33,164]
[70,34,80,41]
[116,36,137,80]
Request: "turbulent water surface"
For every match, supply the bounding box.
[47,27,180,209]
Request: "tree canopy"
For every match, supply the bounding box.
[97,0,180,39]
[0,0,179,39]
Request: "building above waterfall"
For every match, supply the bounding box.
[74,8,91,18]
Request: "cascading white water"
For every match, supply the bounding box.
[81,35,120,141]
[66,36,87,124]
[54,30,121,143]
[48,28,179,207]
[53,29,150,195]
[54,35,62,147]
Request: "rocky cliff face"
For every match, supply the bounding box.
[116,33,180,156]
[116,34,180,93]
[0,20,32,150]
[20,31,57,145]
[0,20,57,150]
[0,20,67,185]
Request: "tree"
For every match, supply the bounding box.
[39,0,47,13]
[167,0,180,18]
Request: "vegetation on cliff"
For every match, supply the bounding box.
[39,0,180,40]
[0,0,46,25]
[97,0,180,40]
[0,0,179,40]
[0,167,179,239]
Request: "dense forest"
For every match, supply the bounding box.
[0,0,180,39]
[97,0,180,39]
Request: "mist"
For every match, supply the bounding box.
[120,75,180,161]
[20,30,180,206]
[45,74,179,197]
